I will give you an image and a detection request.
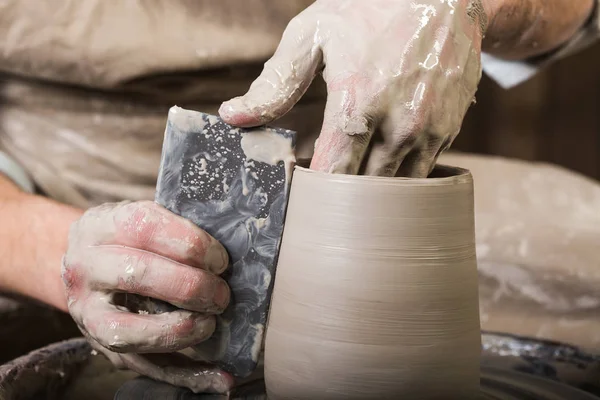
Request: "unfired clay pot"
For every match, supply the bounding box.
[264,165,481,399]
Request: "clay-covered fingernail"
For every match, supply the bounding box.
[219,97,246,118]
[215,280,231,311]
[219,97,260,127]
[204,240,229,274]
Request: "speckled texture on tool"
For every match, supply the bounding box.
[155,108,295,378]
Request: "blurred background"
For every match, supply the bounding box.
[457,43,600,180]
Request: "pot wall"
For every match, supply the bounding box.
[265,166,481,399]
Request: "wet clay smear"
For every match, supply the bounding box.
[156,107,296,378]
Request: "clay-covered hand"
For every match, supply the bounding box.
[220,0,487,177]
[62,200,234,393]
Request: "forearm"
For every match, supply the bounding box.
[0,175,82,312]
[482,0,595,60]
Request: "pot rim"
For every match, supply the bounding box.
[293,161,471,187]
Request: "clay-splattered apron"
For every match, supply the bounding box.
[0,0,323,209]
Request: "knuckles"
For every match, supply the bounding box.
[63,201,223,354]
[176,273,209,307]
[61,261,85,293]
[180,231,212,264]
[173,314,216,342]
[117,202,164,246]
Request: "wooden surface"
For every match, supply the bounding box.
[457,43,600,179]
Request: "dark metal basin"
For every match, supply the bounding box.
[2,332,600,400]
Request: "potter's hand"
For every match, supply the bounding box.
[220,0,486,177]
[62,200,234,393]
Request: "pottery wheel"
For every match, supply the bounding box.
[113,332,600,400]
[114,372,600,400]
[2,333,600,400]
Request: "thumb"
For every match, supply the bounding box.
[219,17,322,127]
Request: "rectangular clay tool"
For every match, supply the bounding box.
[155,106,296,378]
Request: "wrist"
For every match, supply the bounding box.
[480,0,501,25]
[0,191,82,312]
[25,195,81,312]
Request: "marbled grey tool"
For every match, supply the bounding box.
[155,107,296,378]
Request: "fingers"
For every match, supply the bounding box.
[362,142,412,177]
[89,336,235,395]
[363,113,417,177]
[115,377,224,399]
[364,101,447,177]
[64,200,233,355]
[310,87,376,174]
[72,201,229,275]
[219,16,322,127]
[395,129,448,178]
[366,135,445,178]
[73,246,230,313]
[81,294,216,353]
[395,145,441,178]
[114,352,235,394]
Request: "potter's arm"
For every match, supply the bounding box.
[0,169,235,393]
[482,0,595,59]
[0,173,80,311]
[481,0,597,87]
[218,0,599,178]
[218,0,598,179]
